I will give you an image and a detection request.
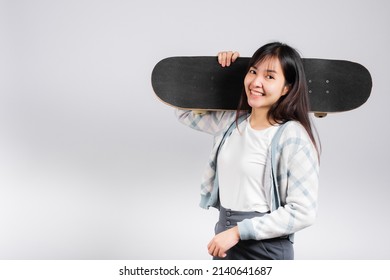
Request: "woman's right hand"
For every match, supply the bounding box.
[217,51,240,67]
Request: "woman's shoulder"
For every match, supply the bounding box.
[279,120,312,145]
[283,120,304,130]
[278,120,320,166]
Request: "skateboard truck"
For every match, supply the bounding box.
[314,112,328,118]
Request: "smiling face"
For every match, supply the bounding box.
[244,57,289,113]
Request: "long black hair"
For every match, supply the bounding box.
[237,42,321,157]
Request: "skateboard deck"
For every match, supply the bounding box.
[151,56,372,117]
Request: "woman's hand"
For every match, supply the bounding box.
[217,51,240,67]
[207,226,240,258]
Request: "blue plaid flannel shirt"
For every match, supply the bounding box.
[176,109,319,241]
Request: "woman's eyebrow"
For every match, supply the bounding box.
[251,66,278,73]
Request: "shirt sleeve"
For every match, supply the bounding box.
[175,109,236,135]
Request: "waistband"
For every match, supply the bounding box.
[217,206,290,240]
[218,206,268,228]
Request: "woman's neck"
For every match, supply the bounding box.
[249,109,275,130]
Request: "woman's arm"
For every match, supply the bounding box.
[175,51,241,136]
[175,109,236,135]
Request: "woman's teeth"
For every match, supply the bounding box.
[251,90,265,96]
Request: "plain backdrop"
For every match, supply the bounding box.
[0,0,389,259]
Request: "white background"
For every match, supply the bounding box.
[0,0,389,259]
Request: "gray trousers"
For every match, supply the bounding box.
[213,206,294,260]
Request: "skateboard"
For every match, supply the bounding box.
[151,56,372,118]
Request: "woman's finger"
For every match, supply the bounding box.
[232,51,240,62]
[218,247,227,258]
[217,52,222,65]
[221,52,227,67]
[225,51,234,67]
[207,242,215,256]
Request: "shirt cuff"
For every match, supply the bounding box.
[237,219,256,240]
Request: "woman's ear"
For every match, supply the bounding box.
[282,84,290,96]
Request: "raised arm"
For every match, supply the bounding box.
[175,51,241,136]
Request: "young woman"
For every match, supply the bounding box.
[176,42,320,260]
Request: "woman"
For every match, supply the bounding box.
[176,42,320,260]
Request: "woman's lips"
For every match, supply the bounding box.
[250,89,265,96]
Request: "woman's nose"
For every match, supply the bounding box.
[251,75,263,88]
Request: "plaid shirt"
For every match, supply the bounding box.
[176,109,319,241]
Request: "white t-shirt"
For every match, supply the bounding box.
[217,118,279,212]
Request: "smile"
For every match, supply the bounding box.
[250,90,265,96]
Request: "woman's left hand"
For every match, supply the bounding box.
[217,51,240,67]
[207,226,240,258]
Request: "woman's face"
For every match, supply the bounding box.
[244,57,289,112]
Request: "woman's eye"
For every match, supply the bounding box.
[249,69,256,74]
[266,75,275,80]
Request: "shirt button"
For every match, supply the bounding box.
[226,211,231,217]
[226,221,231,226]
